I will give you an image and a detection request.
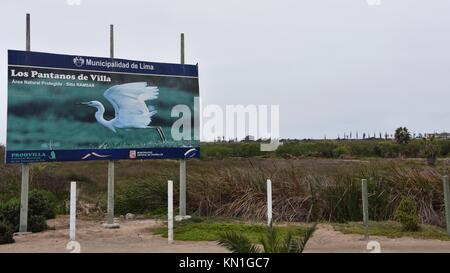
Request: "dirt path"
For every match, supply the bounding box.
[2,217,450,253]
[0,216,226,253]
[306,225,450,253]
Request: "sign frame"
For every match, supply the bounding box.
[6,50,200,163]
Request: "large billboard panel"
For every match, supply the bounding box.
[6,50,199,163]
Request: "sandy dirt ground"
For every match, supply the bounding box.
[1,216,450,253]
[306,225,450,253]
[0,216,226,253]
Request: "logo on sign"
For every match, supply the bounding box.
[184,148,198,158]
[73,56,85,67]
[129,150,137,159]
[81,152,111,160]
[49,151,56,160]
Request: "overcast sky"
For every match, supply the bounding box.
[1,0,450,143]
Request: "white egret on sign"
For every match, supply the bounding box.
[82,82,167,142]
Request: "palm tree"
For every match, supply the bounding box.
[217,222,317,253]
[394,127,411,144]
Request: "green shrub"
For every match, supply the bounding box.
[420,137,440,166]
[0,169,20,202]
[236,143,262,157]
[332,146,350,158]
[201,139,450,159]
[276,141,338,157]
[201,142,262,158]
[0,198,20,230]
[28,189,57,219]
[201,144,234,159]
[377,141,400,157]
[116,180,168,215]
[28,215,48,233]
[402,141,422,158]
[395,197,419,231]
[347,141,377,157]
[0,189,55,233]
[437,139,450,156]
[0,221,15,244]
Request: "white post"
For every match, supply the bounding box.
[168,180,174,244]
[267,179,272,226]
[69,181,77,241]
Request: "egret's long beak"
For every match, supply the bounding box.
[80,102,89,105]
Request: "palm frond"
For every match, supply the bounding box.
[260,221,285,253]
[218,231,260,253]
[280,223,318,253]
[281,231,294,253]
[217,222,317,253]
[295,222,317,253]
[259,223,275,253]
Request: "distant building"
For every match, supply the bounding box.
[243,135,255,141]
[425,132,450,139]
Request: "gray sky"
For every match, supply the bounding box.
[2,0,450,144]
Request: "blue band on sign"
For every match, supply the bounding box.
[6,147,200,163]
[8,50,198,77]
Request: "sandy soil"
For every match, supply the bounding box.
[306,225,450,253]
[2,216,450,253]
[0,216,226,253]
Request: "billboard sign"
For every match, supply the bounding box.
[6,50,199,163]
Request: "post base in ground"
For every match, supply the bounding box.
[175,215,191,221]
[102,223,120,229]
[13,232,32,236]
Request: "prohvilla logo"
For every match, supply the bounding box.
[11,152,47,160]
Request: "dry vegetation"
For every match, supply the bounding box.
[1,145,450,227]
[186,158,448,226]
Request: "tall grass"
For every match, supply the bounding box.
[1,144,448,226]
[186,159,447,226]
